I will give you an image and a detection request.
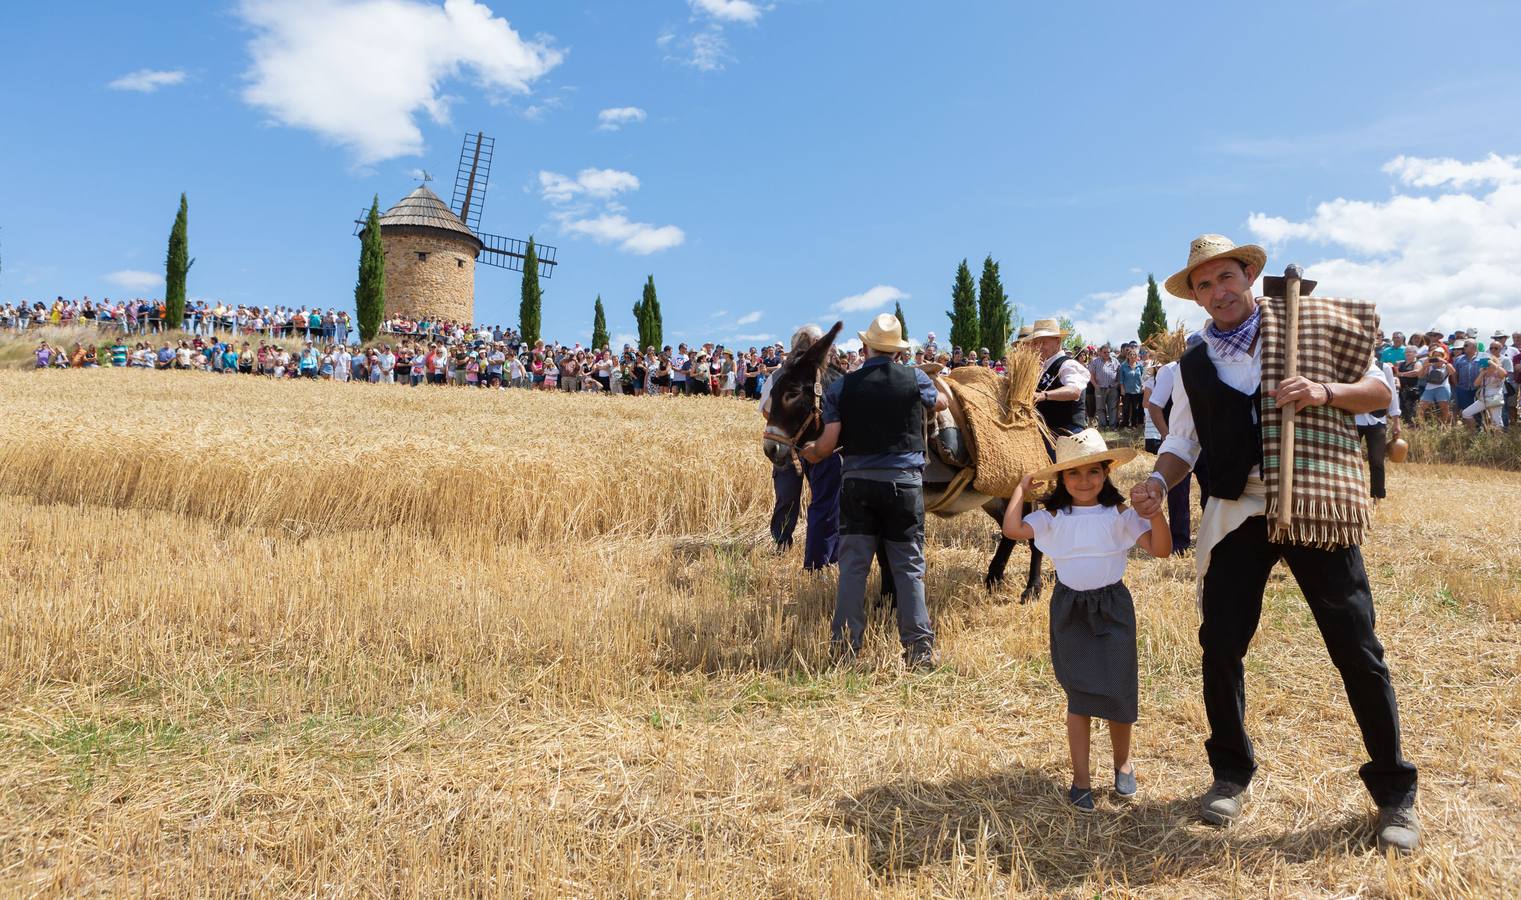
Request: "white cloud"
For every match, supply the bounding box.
[108,69,187,92]
[735,310,762,326]
[597,106,647,131]
[560,214,685,254]
[1062,282,1202,349]
[836,337,863,353]
[1244,153,1521,336]
[540,166,681,255]
[538,168,640,203]
[690,0,764,24]
[104,270,164,291]
[612,331,639,349]
[832,284,907,313]
[237,0,562,163]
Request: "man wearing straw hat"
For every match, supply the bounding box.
[1131,234,1420,852]
[801,313,947,669]
[1020,318,1091,440]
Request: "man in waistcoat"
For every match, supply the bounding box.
[801,313,947,669]
[1131,234,1420,852]
[1021,318,1092,442]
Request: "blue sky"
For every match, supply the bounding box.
[3,1,1520,348]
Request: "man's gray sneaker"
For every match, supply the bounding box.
[902,641,939,672]
[1114,767,1137,799]
[1199,780,1247,825]
[1376,806,1421,853]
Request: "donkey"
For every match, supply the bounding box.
[761,322,1044,603]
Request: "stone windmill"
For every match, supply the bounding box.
[355,131,558,326]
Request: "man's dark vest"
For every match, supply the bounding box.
[838,362,925,457]
[1036,353,1088,436]
[1178,342,1261,501]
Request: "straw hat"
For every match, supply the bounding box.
[1027,428,1137,484]
[1164,234,1267,299]
[1016,324,1032,340]
[1018,318,1069,343]
[857,312,909,352]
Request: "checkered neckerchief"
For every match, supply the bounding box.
[1204,303,1261,361]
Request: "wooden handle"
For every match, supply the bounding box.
[1276,266,1302,534]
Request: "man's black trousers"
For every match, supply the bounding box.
[1199,515,1417,809]
[1357,422,1387,499]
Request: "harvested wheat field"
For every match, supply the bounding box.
[2,368,1519,898]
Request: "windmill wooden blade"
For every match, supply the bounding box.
[451,131,493,233]
[477,232,558,278]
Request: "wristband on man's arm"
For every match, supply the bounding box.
[1148,471,1169,492]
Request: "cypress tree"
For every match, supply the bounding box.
[1138,273,1168,342]
[164,193,191,328]
[354,195,386,341]
[631,295,648,349]
[640,275,663,349]
[518,237,542,346]
[976,254,1012,355]
[946,259,979,353]
[591,294,608,350]
[893,301,908,346]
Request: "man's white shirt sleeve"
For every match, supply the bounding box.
[1058,358,1091,391]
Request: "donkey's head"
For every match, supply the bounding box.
[761,321,843,467]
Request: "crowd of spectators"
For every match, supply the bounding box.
[15,297,1519,430]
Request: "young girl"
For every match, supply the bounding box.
[1002,429,1171,810]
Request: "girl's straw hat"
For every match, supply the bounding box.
[1027,428,1137,484]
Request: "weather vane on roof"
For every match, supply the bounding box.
[418,169,433,184]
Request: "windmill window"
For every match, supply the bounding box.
[456,259,464,268]
[416,251,428,262]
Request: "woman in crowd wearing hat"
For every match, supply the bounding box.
[1002,429,1171,810]
[1132,234,1420,852]
[1415,346,1453,424]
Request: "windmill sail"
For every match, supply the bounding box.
[451,132,493,233]
[478,232,558,278]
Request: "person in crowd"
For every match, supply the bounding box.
[1451,340,1483,415]
[1003,430,1170,809]
[1356,360,1401,504]
[1088,344,1120,428]
[1462,352,1507,431]
[1416,347,1453,424]
[1118,347,1145,428]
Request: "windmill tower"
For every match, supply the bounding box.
[356,132,558,326]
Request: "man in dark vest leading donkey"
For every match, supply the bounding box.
[1131,234,1420,853]
[801,313,947,670]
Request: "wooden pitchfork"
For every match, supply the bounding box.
[1261,264,1316,537]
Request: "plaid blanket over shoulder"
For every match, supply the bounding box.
[1258,295,1380,548]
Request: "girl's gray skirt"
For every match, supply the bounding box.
[1049,580,1138,723]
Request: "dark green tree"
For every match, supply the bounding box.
[945,259,979,352]
[518,238,542,346]
[1059,315,1085,354]
[164,193,192,328]
[354,195,386,341]
[1137,273,1168,342]
[591,294,608,350]
[893,300,908,346]
[632,275,663,349]
[977,254,1012,354]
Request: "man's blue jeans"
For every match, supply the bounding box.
[769,454,841,570]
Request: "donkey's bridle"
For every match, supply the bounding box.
[761,373,823,474]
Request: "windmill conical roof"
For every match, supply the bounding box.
[376,185,481,246]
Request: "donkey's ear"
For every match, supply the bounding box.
[801,322,844,366]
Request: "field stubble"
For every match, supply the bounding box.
[2,369,1519,897]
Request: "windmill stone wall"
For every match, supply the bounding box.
[370,185,483,327]
[380,229,477,326]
